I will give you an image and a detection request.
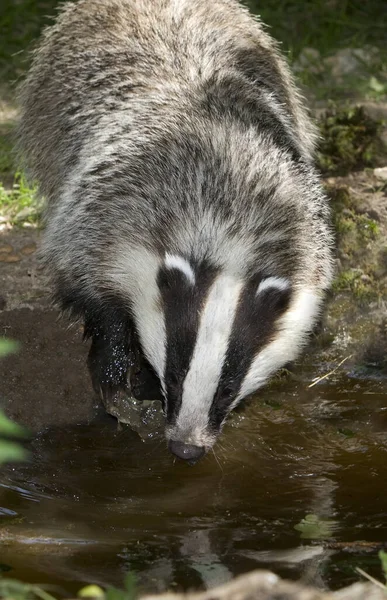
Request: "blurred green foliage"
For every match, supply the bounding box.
[245,0,387,58]
[0,338,29,464]
[0,573,137,600]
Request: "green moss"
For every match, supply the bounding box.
[380,247,387,271]
[332,269,378,303]
[335,216,356,235]
[327,183,384,303]
[317,106,386,176]
[357,215,380,241]
[327,184,380,259]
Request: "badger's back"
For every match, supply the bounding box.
[18,0,316,200]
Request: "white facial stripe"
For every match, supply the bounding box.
[107,246,167,383]
[175,273,243,443]
[238,289,322,400]
[165,253,195,285]
[257,276,290,295]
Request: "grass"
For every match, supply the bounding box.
[245,0,387,59]
[0,0,59,93]
[0,171,39,226]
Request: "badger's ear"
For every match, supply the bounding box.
[254,275,292,315]
[157,254,196,291]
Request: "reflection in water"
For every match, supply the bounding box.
[0,374,386,594]
[180,529,232,589]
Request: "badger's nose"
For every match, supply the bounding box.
[168,440,205,464]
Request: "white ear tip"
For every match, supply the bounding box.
[164,254,195,284]
[257,276,290,295]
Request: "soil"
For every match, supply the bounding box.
[0,228,103,431]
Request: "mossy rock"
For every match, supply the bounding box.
[317,105,386,176]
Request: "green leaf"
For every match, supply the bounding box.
[0,578,30,599]
[294,513,336,540]
[105,577,136,600]
[379,550,387,582]
[0,411,29,438]
[0,440,28,464]
[0,579,57,600]
[0,338,20,357]
[78,584,105,598]
[105,587,127,600]
[123,573,136,594]
[369,76,385,93]
[30,586,57,600]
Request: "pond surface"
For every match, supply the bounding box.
[1,369,387,596]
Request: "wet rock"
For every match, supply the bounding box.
[358,319,387,372]
[141,569,386,600]
[361,102,387,123]
[102,390,164,439]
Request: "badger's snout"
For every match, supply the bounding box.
[168,440,205,464]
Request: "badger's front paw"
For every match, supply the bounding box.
[87,337,130,404]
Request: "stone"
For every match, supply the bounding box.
[374,167,387,181]
[20,243,37,255]
[0,252,21,262]
[324,47,379,78]
[141,569,387,600]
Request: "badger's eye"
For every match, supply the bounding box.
[221,386,234,398]
[217,384,237,404]
[166,372,179,388]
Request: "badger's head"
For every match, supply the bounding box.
[116,249,323,464]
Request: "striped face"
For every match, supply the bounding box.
[133,253,321,452]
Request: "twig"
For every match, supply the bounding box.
[308,355,353,388]
[355,567,387,591]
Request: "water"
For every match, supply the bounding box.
[0,370,387,596]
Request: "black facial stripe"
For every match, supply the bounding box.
[157,259,218,423]
[208,275,292,430]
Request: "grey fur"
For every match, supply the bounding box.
[17,0,334,451]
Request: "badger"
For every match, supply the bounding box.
[18,0,333,463]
